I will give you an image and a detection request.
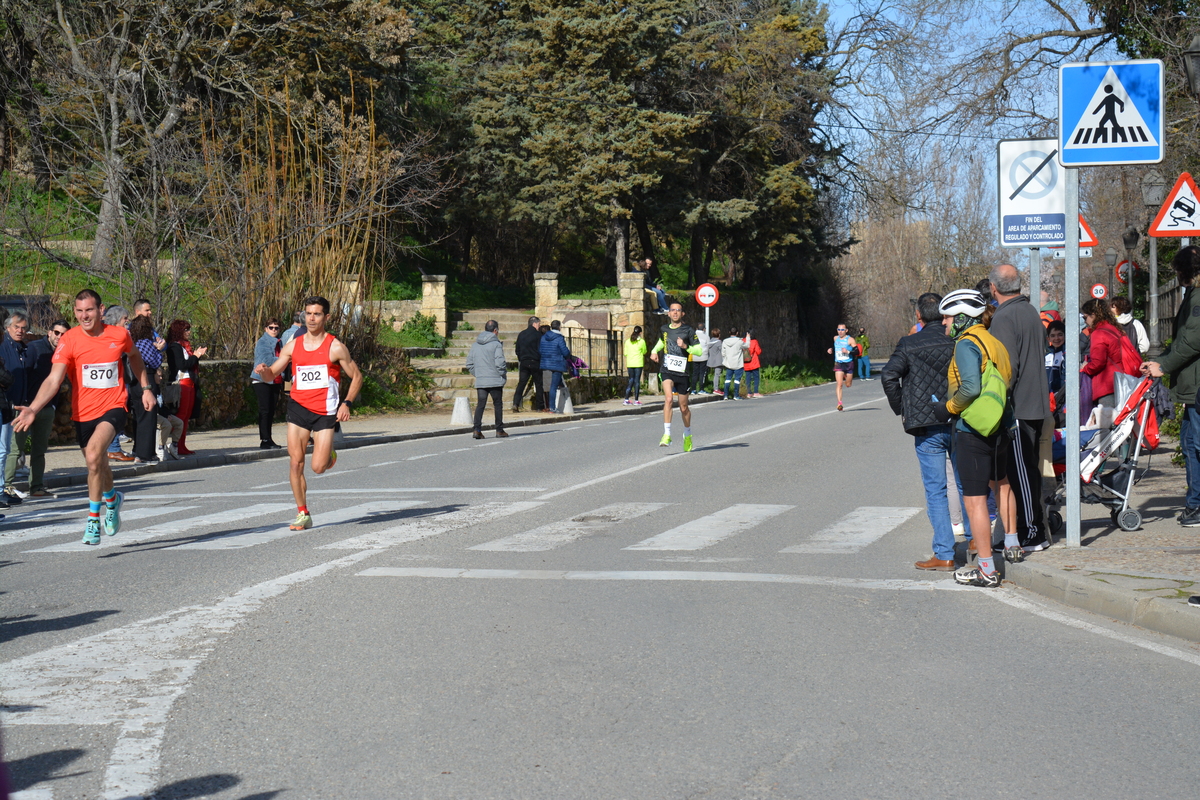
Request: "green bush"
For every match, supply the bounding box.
[458,321,474,331]
[389,313,447,349]
[560,286,619,300]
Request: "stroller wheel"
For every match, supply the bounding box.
[1117,508,1142,532]
[1047,511,1064,535]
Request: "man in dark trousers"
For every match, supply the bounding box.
[512,316,545,412]
[882,292,968,571]
[988,263,1052,555]
[1143,246,1200,526]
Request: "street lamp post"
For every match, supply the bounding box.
[1122,226,1141,298]
[1105,246,1118,296]
[1183,34,1200,97]
[1142,169,1168,352]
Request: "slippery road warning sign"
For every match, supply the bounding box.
[1149,173,1200,237]
[1059,60,1163,167]
[998,139,1065,247]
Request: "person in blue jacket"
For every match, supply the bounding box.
[538,320,572,413]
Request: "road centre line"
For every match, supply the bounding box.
[356,567,965,590]
[537,395,883,500]
[985,591,1200,668]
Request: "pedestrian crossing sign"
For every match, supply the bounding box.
[1059,60,1163,166]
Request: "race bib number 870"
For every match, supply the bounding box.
[294,364,329,391]
[82,362,120,389]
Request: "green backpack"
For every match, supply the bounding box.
[958,333,1008,437]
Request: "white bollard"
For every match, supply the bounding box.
[562,391,574,415]
[450,395,472,425]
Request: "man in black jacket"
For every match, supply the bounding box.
[512,316,545,412]
[882,292,968,571]
[989,263,1052,553]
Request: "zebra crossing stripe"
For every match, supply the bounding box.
[623,504,794,551]
[779,506,922,554]
[470,503,670,552]
[2,507,193,547]
[175,501,422,550]
[320,501,545,550]
[26,503,296,553]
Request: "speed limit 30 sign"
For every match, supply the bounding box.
[1091,283,1107,299]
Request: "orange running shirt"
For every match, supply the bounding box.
[53,324,135,422]
[290,333,342,415]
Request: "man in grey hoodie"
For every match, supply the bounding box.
[465,320,508,439]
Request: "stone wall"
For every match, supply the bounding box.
[378,299,422,331]
[535,272,801,366]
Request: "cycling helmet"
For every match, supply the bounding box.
[938,289,986,318]
[939,289,986,339]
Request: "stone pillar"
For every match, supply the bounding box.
[534,273,558,322]
[421,275,448,337]
[617,271,648,340]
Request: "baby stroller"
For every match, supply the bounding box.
[1047,375,1162,533]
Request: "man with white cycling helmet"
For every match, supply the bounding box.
[931,289,1018,588]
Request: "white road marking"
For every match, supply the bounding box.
[624,504,794,551]
[446,448,470,453]
[174,501,421,550]
[780,506,922,554]
[0,549,380,799]
[986,590,1200,668]
[471,503,670,552]
[406,454,439,461]
[27,503,295,553]
[3,507,196,547]
[127,487,547,499]
[320,501,545,550]
[357,567,965,591]
[11,789,54,800]
[538,396,883,499]
[370,460,402,467]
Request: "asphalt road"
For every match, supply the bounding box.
[3,382,1199,799]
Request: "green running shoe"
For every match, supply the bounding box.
[102,491,123,536]
[658,434,671,447]
[683,434,693,453]
[82,517,101,545]
[289,512,313,531]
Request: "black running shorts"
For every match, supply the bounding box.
[661,372,691,395]
[75,407,127,449]
[953,425,1009,497]
[287,398,338,432]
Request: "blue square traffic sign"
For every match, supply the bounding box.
[1059,60,1163,166]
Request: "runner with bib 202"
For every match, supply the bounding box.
[254,295,362,531]
[648,301,704,452]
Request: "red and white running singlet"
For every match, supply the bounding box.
[290,333,342,415]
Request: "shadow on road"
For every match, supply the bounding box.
[0,609,120,643]
[5,747,87,791]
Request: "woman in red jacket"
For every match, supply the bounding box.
[1081,298,1131,408]
[742,329,763,397]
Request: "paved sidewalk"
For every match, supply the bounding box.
[8,388,1199,642]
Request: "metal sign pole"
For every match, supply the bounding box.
[1030,247,1040,307]
[1065,167,1082,547]
[1149,236,1159,352]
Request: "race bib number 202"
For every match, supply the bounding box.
[82,362,120,389]
[294,364,330,391]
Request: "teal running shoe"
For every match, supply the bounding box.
[102,491,124,537]
[83,517,101,545]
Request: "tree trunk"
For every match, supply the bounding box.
[632,205,654,263]
[90,158,124,272]
[604,198,629,285]
[688,222,705,289]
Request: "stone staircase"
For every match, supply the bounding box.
[412,309,535,406]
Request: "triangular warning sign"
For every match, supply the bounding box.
[1066,67,1159,149]
[1150,172,1200,237]
[1079,215,1098,247]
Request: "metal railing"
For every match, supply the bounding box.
[562,329,624,377]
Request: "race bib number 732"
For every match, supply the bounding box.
[82,361,120,389]
[294,364,330,391]
[663,353,688,373]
